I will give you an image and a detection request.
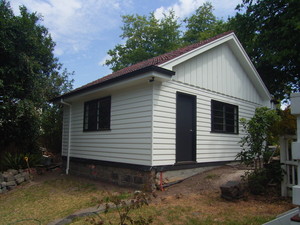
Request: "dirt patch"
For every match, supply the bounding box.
[155,164,248,198]
[145,164,293,225]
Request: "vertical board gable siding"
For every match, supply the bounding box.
[172,43,263,105]
[61,85,153,166]
[152,80,263,166]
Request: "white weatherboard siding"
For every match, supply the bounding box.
[152,43,268,166]
[171,43,263,104]
[62,85,153,166]
[62,106,70,156]
[152,82,176,165]
[152,81,264,166]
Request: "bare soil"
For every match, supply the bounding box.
[148,164,294,225]
[157,164,247,196]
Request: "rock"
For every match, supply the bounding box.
[14,173,23,179]
[7,185,17,191]
[0,169,31,193]
[2,187,8,193]
[7,169,18,175]
[3,173,14,182]
[220,181,245,201]
[22,172,30,181]
[16,177,25,185]
[6,181,17,187]
[1,182,6,188]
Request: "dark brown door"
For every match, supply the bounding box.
[176,92,196,163]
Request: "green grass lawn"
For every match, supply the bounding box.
[0,174,129,225]
[71,192,294,225]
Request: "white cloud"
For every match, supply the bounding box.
[98,54,112,66]
[154,0,241,20]
[154,0,205,20]
[9,0,240,58]
[210,0,241,19]
[10,0,132,55]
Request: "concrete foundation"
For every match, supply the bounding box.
[65,158,156,191]
[63,157,232,191]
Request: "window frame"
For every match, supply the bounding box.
[211,100,239,134]
[83,96,111,132]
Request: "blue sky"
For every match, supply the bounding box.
[11,0,242,89]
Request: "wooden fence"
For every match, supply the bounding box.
[280,135,298,197]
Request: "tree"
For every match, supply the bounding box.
[229,0,300,100]
[0,1,73,155]
[237,107,281,170]
[105,11,182,72]
[272,106,297,136]
[236,107,283,194]
[183,2,228,44]
[105,2,230,72]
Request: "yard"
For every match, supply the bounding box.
[0,165,294,225]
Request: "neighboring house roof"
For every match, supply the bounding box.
[53,31,271,102]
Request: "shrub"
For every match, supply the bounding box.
[247,169,268,195]
[1,152,42,170]
[237,107,281,169]
[237,107,284,195]
[245,161,283,195]
[272,107,297,136]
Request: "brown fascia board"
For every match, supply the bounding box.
[51,65,175,103]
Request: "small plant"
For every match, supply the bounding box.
[87,191,153,225]
[1,152,42,170]
[245,169,268,195]
[243,161,284,195]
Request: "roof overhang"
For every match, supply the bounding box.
[52,65,175,103]
[160,33,271,101]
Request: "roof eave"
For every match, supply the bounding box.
[51,65,175,103]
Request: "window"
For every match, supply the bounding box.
[83,96,111,131]
[211,100,238,134]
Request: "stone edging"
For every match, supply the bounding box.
[0,169,30,194]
